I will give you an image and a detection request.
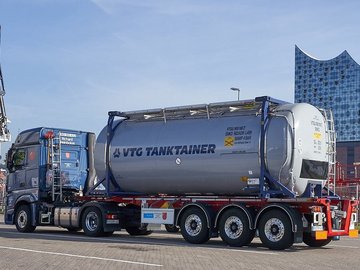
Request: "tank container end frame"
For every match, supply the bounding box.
[88,96,326,199]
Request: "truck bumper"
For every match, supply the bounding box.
[4,207,15,225]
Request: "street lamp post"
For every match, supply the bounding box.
[230,87,240,101]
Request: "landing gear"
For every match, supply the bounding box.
[126,226,152,236]
[165,224,180,233]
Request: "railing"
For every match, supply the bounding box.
[336,163,360,184]
[335,183,360,225]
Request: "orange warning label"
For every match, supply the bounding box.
[224,136,235,147]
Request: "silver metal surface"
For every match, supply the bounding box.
[16,210,28,229]
[95,103,329,196]
[224,216,244,239]
[85,211,99,232]
[184,214,202,237]
[54,207,80,228]
[264,218,285,242]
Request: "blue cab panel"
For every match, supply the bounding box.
[7,127,94,193]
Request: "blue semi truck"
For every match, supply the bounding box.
[3,97,359,250]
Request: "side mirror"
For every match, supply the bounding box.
[6,149,13,171]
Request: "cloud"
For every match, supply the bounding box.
[90,0,115,14]
[90,0,234,16]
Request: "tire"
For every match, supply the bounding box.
[180,207,210,244]
[15,205,36,233]
[303,233,332,247]
[165,224,180,233]
[258,209,294,250]
[81,207,104,237]
[126,226,152,236]
[219,208,255,247]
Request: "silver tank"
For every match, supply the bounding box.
[94,100,330,197]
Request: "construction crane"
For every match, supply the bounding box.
[0,26,11,143]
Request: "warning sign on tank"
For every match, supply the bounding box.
[311,116,323,154]
[224,126,252,147]
[224,136,234,147]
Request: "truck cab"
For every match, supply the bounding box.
[4,127,95,228]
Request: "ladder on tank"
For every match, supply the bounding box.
[320,109,337,195]
[48,135,63,201]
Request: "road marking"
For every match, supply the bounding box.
[0,245,163,267]
[226,248,278,255]
[328,244,359,249]
[0,230,278,255]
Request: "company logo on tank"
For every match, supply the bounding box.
[113,144,216,158]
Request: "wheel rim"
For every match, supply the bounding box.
[17,210,28,229]
[85,211,99,232]
[264,218,285,242]
[224,216,243,239]
[185,214,202,236]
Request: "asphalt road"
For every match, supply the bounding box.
[0,216,359,270]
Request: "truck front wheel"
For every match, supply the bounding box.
[82,207,104,237]
[15,205,36,233]
[180,207,210,244]
[258,209,294,250]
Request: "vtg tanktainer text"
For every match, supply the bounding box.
[4,96,359,250]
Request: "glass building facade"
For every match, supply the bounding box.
[294,46,360,173]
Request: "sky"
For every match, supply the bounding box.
[1,0,360,159]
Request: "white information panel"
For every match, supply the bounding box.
[141,208,175,225]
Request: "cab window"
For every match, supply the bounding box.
[13,149,27,168]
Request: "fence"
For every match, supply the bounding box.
[335,183,360,226]
[336,163,360,182]
[336,184,360,200]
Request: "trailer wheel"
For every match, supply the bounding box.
[219,208,255,247]
[258,209,293,250]
[303,233,332,247]
[82,207,104,237]
[165,224,180,233]
[15,205,36,233]
[180,207,210,244]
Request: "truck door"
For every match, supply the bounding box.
[7,147,39,191]
[7,148,26,190]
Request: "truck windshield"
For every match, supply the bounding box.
[300,159,328,180]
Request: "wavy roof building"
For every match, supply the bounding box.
[294,46,360,168]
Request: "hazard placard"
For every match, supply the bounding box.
[224,136,235,147]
